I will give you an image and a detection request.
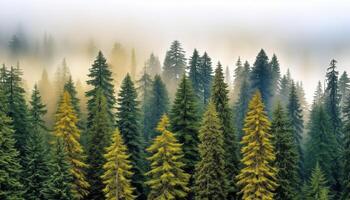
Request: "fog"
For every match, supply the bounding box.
[1,0,350,102]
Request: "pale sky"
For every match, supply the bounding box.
[0,0,350,102]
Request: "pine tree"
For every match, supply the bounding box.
[250,49,273,110]
[170,75,199,176]
[22,85,51,200]
[199,52,213,105]
[148,75,169,139]
[270,54,281,97]
[64,76,81,119]
[339,71,350,113]
[342,94,350,199]
[271,103,299,200]
[278,70,293,107]
[54,91,89,199]
[102,129,135,200]
[116,74,145,199]
[232,57,243,102]
[86,90,114,199]
[211,62,239,198]
[314,81,324,106]
[162,40,186,95]
[237,91,277,200]
[0,89,23,200]
[306,163,330,200]
[145,53,161,77]
[188,49,202,101]
[194,103,228,200]
[146,115,190,200]
[86,51,116,127]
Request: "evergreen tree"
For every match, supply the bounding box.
[211,62,239,198]
[55,58,71,98]
[102,129,135,200]
[148,75,169,139]
[194,103,228,200]
[146,115,190,200]
[306,163,330,200]
[86,90,114,199]
[116,74,145,199]
[278,70,293,107]
[162,40,186,95]
[314,81,324,106]
[271,103,299,200]
[237,91,277,200]
[64,76,81,119]
[339,71,350,113]
[342,94,350,199]
[54,91,89,199]
[199,52,213,105]
[296,82,310,122]
[270,54,281,96]
[287,82,305,179]
[188,49,202,101]
[145,53,161,77]
[250,49,273,109]
[170,75,200,176]
[0,89,23,200]
[86,51,116,127]
[232,57,243,102]
[37,69,55,125]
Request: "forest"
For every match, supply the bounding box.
[1,36,350,200]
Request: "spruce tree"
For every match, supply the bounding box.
[194,103,228,200]
[314,81,324,106]
[237,91,277,200]
[148,75,169,139]
[270,54,281,97]
[339,71,350,113]
[271,103,299,200]
[64,76,81,119]
[116,74,145,199]
[278,72,293,107]
[86,90,113,199]
[0,89,23,200]
[211,62,239,198]
[162,40,186,95]
[306,163,330,200]
[188,49,202,101]
[102,129,135,200]
[145,53,161,77]
[199,52,213,105]
[342,94,350,199]
[54,91,89,199]
[86,51,116,127]
[146,115,190,200]
[170,75,199,176]
[250,49,273,109]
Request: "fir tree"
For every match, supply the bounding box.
[271,103,299,200]
[211,62,239,198]
[306,163,330,200]
[194,103,228,200]
[162,40,186,95]
[188,49,202,101]
[54,91,89,199]
[148,75,169,139]
[314,81,324,106]
[102,129,135,200]
[170,75,199,176]
[237,91,277,200]
[145,53,161,77]
[232,57,244,102]
[116,74,145,199]
[86,51,116,127]
[86,90,114,200]
[270,54,281,97]
[342,94,350,199]
[199,52,213,105]
[146,115,190,200]
[64,76,81,119]
[339,71,350,113]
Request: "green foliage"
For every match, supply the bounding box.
[278,70,293,107]
[211,62,239,198]
[306,163,330,200]
[188,49,202,102]
[145,53,161,77]
[199,52,213,105]
[117,74,145,199]
[270,54,281,96]
[194,103,228,200]
[146,115,190,200]
[339,71,350,112]
[341,94,350,199]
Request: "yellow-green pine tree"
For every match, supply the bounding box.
[146,115,190,200]
[101,129,135,200]
[237,91,277,200]
[54,91,89,199]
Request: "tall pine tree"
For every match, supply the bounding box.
[342,94,350,199]
[306,163,330,200]
[199,52,212,105]
[339,71,350,113]
[188,49,202,102]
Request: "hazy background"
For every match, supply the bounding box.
[1,0,350,102]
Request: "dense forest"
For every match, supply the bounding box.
[1,38,350,200]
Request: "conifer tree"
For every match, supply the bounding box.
[170,75,199,176]
[194,103,228,200]
[64,76,81,119]
[54,91,89,199]
[199,52,213,105]
[237,91,277,200]
[232,57,243,102]
[145,53,161,77]
[148,75,169,139]
[37,69,55,125]
[188,49,202,101]
[250,49,273,109]
[339,71,350,113]
[102,129,135,200]
[278,71,293,107]
[0,89,23,200]
[306,163,330,200]
[86,90,113,199]
[146,115,190,200]
[314,81,324,106]
[271,103,299,200]
[55,58,71,98]
[86,51,116,127]
[342,94,350,199]
[211,62,239,198]
[116,74,145,199]
[162,40,186,95]
[270,54,281,96]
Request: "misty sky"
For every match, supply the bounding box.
[1,0,350,102]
